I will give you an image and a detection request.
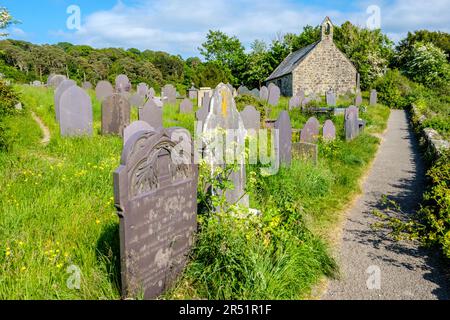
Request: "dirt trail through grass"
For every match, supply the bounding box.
[323,110,450,300]
[31,111,51,146]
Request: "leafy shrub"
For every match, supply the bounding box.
[234,94,266,114]
[0,79,19,151]
[373,69,413,109]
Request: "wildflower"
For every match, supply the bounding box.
[21,267,26,272]
[5,251,11,257]
[96,219,101,225]
[18,241,24,246]
[56,263,63,269]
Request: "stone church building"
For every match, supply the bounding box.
[266,17,358,97]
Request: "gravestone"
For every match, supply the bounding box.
[137,83,149,97]
[356,73,361,91]
[188,86,198,100]
[116,74,131,93]
[32,80,42,87]
[54,79,76,122]
[274,111,292,166]
[300,117,320,144]
[139,99,163,131]
[292,142,318,165]
[82,81,92,90]
[289,96,301,110]
[179,98,193,114]
[240,105,261,132]
[148,87,156,99]
[197,87,213,107]
[268,84,280,106]
[301,97,312,108]
[203,83,248,206]
[296,89,305,101]
[355,91,363,107]
[48,75,66,88]
[162,84,177,105]
[153,97,163,108]
[260,86,269,102]
[250,88,260,99]
[202,92,211,111]
[129,93,145,108]
[370,89,378,106]
[123,121,154,145]
[326,90,336,106]
[59,86,93,137]
[345,106,359,141]
[237,85,250,95]
[323,120,336,141]
[96,81,114,102]
[102,93,131,137]
[196,104,209,124]
[114,128,198,300]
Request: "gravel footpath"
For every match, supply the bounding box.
[323,110,449,300]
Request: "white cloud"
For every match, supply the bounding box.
[10,27,26,37]
[55,0,450,57]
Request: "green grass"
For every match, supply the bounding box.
[0,85,390,300]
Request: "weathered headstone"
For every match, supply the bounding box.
[292,142,318,165]
[129,93,145,108]
[289,96,301,110]
[240,105,261,131]
[114,128,198,300]
[370,89,378,106]
[153,97,163,108]
[274,111,292,166]
[326,90,336,106]
[202,92,211,111]
[82,81,92,90]
[355,91,363,107]
[96,81,114,102]
[237,85,250,95]
[203,83,248,206]
[123,121,154,145]
[48,75,66,88]
[179,98,193,114]
[32,80,42,87]
[345,106,359,141]
[147,87,156,99]
[296,89,305,101]
[139,99,163,131]
[59,86,93,137]
[116,74,131,93]
[323,120,336,141]
[250,88,260,99]
[196,104,209,124]
[102,94,131,137]
[268,84,281,106]
[300,117,320,144]
[54,79,76,122]
[162,84,177,105]
[137,83,149,97]
[260,86,269,102]
[188,86,198,100]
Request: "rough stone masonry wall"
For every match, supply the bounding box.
[292,39,357,96]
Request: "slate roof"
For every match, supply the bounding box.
[266,41,320,81]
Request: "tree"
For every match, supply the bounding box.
[199,30,247,86]
[401,42,450,88]
[0,7,14,37]
[396,30,450,64]
[243,40,272,88]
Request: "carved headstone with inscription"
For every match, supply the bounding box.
[114,128,198,300]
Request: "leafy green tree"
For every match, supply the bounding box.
[244,40,272,88]
[401,41,450,88]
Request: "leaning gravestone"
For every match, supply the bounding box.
[54,79,76,122]
[102,94,131,137]
[326,90,336,106]
[345,106,359,141]
[274,111,292,166]
[123,121,154,145]
[139,99,163,131]
[114,128,198,300]
[268,84,280,106]
[355,91,363,107]
[48,75,66,88]
[59,86,93,137]
[179,98,193,114]
[292,142,318,165]
[260,86,269,102]
[116,74,131,93]
[240,105,261,132]
[370,89,378,106]
[323,120,336,141]
[162,84,177,105]
[300,117,320,144]
[203,83,248,206]
[96,81,114,102]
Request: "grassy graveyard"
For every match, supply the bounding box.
[0,84,389,300]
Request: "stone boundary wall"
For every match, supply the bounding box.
[411,104,449,160]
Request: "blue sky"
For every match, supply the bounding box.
[3,0,450,58]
